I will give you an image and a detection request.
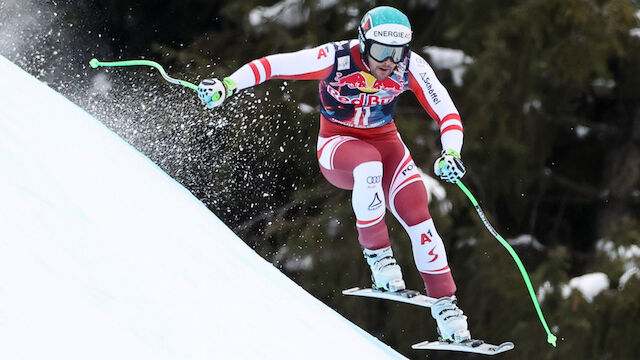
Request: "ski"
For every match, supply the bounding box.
[344,287,515,354]
[412,339,514,355]
[342,287,437,308]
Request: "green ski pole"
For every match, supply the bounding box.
[456,180,557,347]
[89,58,198,91]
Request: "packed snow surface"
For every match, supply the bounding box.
[0,55,407,360]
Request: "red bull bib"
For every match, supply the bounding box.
[319,40,409,128]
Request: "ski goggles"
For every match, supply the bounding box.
[368,42,409,64]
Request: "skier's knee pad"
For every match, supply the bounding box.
[352,161,385,228]
[406,219,450,274]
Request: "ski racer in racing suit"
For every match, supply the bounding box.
[198,6,471,343]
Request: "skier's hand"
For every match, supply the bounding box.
[197,77,237,109]
[434,149,466,183]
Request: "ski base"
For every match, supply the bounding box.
[412,339,514,355]
[342,287,437,308]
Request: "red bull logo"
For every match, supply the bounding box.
[326,86,396,107]
[329,71,403,94]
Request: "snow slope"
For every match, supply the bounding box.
[0,55,407,360]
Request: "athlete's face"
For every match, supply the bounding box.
[367,56,396,80]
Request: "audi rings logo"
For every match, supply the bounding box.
[366,175,382,184]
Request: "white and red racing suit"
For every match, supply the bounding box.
[227,40,464,298]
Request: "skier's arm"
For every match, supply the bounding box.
[198,44,335,108]
[407,52,463,155]
[228,43,336,90]
[407,52,466,183]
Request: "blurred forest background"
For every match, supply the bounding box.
[2,0,639,359]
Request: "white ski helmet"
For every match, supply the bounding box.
[358,6,412,63]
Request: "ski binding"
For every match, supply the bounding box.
[342,287,437,308]
[412,339,514,355]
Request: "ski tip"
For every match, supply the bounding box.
[499,342,515,351]
[342,287,362,295]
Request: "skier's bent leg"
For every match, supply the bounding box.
[317,136,404,291]
[317,136,389,250]
[352,161,405,291]
[390,179,456,298]
[392,182,469,341]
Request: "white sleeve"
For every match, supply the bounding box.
[407,52,464,154]
[228,43,336,91]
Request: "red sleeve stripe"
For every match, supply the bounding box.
[439,114,463,134]
[259,57,272,80]
[248,61,261,84]
[441,124,464,135]
[408,72,440,123]
[440,113,461,126]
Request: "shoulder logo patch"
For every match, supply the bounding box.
[337,55,350,71]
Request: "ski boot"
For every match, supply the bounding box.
[431,295,471,343]
[363,246,406,292]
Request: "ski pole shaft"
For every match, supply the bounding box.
[456,180,557,347]
[88,58,199,91]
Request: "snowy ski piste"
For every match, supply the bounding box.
[0,55,408,359]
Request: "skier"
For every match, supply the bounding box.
[198,6,470,343]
